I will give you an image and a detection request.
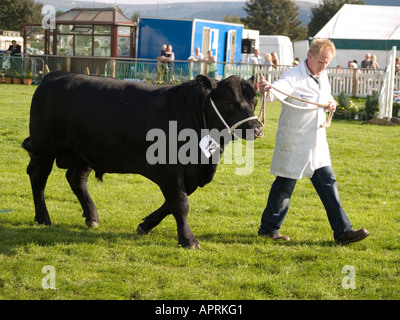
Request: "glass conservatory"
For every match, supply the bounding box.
[26,7,137,58]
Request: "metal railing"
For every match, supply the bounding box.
[0,54,45,83]
[2,53,399,98]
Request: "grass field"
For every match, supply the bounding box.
[0,83,399,301]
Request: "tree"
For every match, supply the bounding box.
[308,0,364,37]
[224,14,242,24]
[0,0,43,33]
[242,0,307,41]
[131,11,141,23]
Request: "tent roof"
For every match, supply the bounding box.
[315,4,400,40]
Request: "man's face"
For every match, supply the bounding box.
[307,48,333,77]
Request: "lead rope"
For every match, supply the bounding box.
[258,91,267,126]
[258,84,334,128]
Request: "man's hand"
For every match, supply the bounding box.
[326,101,336,113]
[258,74,271,94]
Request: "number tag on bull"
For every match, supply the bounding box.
[199,135,220,158]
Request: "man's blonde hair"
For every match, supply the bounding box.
[309,38,336,57]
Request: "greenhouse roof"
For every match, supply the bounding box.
[56,8,136,26]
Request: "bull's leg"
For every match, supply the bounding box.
[138,187,200,248]
[167,191,200,249]
[65,159,99,228]
[137,202,170,235]
[166,190,200,249]
[26,154,54,226]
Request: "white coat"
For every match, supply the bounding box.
[267,60,336,179]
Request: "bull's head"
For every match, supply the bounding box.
[196,75,264,140]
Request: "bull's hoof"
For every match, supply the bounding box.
[182,243,201,250]
[35,217,52,226]
[85,220,99,228]
[137,224,150,235]
[179,239,201,250]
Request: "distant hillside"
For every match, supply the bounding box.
[35,0,316,25]
[36,0,399,26]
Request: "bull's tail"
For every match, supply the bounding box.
[22,137,32,156]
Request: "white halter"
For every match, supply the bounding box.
[209,98,258,138]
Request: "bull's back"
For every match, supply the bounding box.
[28,72,198,176]
[30,72,169,144]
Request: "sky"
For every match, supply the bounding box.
[76,0,321,5]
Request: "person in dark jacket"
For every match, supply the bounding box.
[6,40,21,56]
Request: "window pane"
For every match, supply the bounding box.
[49,35,54,55]
[94,36,111,57]
[118,26,131,36]
[57,24,73,34]
[72,25,92,34]
[75,35,92,56]
[117,36,130,57]
[57,35,73,56]
[25,25,45,54]
[94,25,111,34]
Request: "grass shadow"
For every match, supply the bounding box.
[0,222,142,256]
[198,231,340,248]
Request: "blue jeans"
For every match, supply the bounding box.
[259,166,352,240]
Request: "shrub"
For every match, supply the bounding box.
[336,91,379,121]
[363,90,379,120]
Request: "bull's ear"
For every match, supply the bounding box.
[247,75,255,87]
[196,75,216,95]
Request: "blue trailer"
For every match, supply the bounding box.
[137,17,243,78]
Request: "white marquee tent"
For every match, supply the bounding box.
[314,4,400,69]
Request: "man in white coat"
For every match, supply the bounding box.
[258,39,369,245]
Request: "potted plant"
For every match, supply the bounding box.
[23,72,33,85]
[4,70,13,84]
[13,72,22,84]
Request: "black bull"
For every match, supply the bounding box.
[22,71,263,249]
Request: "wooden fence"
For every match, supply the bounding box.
[225,63,400,98]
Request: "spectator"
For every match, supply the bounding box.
[204,50,217,78]
[157,44,168,81]
[249,49,262,64]
[348,61,357,70]
[371,54,380,69]
[188,47,204,78]
[164,45,175,82]
[271,52,279,69]
[361,53,373,69]
[264,53,273,67]
[165,45,175,62]
[6,40,21,56]
[396,57,400,73]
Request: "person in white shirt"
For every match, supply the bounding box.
[258,38,369,245]
[188,47,204,78]
[249,49,262,65]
